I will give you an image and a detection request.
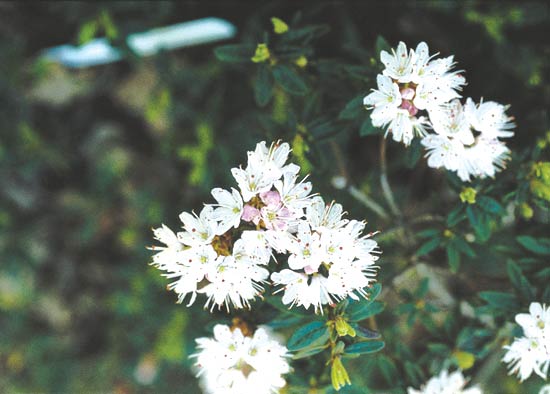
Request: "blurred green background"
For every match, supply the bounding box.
[0,1,548,393]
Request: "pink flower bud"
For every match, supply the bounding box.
[241,204,261,223]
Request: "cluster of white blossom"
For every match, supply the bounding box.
[407,369,481,394]
[149,141,380,312]
[364,41,515,181]
[192,324,290,394]
[502,302,550,382]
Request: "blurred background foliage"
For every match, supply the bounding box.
[0,1,549,393]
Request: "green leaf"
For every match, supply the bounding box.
[415,237,441,256]
[479,291,519,310]
[339,95,365,120]
[377,355,398,385]
[254,64,273,107]
[404,361,423,387]
[351,324,381,339]
[466,206,491,242]
[267,314,305,329]
[284,25,330,42]
[359,116,379,136]
[452,237,476,258]
[272,65,308,95]
[417,229,439,238]
[447,205,466,227]
[446,243,460,273]
[517,236,550,255]
[375,35,391,55]
[347,301,384,322]
[265,295,309,316]
[478,196,504,215]
[344,340,385,355]
[404,139,422,169]
[287,321,330,351]
[292,343,329,360]
[368,283,382,301]
[214,44,255,63]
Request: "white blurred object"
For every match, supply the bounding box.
[42,17,237,68]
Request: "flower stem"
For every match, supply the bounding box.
[380,138,402,217]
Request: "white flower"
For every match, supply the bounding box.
[502,302,550,382]
[210,187,243,233]
[516,303,550,340]
[503,336,549,382]
[540,384,550,394]
[366,41,466,146]
[193,324,290,394]
[231,141,299,202]
[306,196,348,231]
[178,205,219,246]
[364,74,402,127]
[429,100,474,145]
[462,137,510,180]
[464,98,515,139]
[271,269,332,313]
[380,41,416,83]
[407,369,482,394]
[364,75,429,146]
[149,224,187,267]
[420,97,513,182]
[271,205,379,313]
[149,225,218,306]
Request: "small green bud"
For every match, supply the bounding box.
[453,350,475,370]
[459,187,477,204]
[251,43,270,63]
[520,203,534,219]
[331,356,351,391]
[271,17,289,34]
[295,55,308,68]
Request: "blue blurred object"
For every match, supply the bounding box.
[42,17,237,68]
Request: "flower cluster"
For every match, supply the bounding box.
[502,302,550,382]
[407,369,482,394]
[364,41,515,181]
[149,141,380,312]
[193,324,290,394]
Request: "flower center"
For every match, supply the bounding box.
[399,86,418,116]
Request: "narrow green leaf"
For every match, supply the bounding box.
[415,237,441,256]
[214,44,255,63]
[287,321,329,351]
[272,64,307,95]
[479,291,519,310]
[351,324,381,339]
[375,35,391,55]
[517,236,550,255]
[417,229,439,238]
[338,95,364,120]
[378,355,398,385]
[254,64,273,107]
[478,196,504,215]
[347,301,384,322]
[446,244,460,273]
[466,206,491,242]
[452,237,476,258]
[368,283,382,301]
[292,343,329,360]
[345,340,385,355]
[447,205,466,227]
[359,117,379,136]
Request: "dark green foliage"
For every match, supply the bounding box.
[1,2,549,394]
